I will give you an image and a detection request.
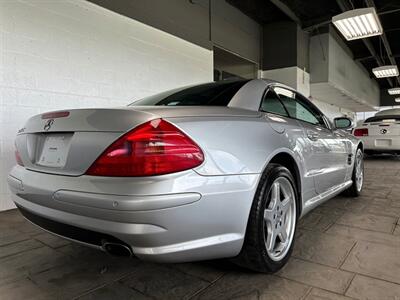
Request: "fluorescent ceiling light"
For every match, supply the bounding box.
[388,88,400,95]
[372,65,399,78]
[332,8,383,41]
[395,98,400,103]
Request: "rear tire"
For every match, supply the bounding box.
[345,148,364,197]
[233,163,298,273]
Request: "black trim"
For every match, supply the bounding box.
[16,205,130,248]
[364,149,400,155]
[365,115,400,123]
[263,84,329,129]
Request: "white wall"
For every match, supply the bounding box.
[211,0,261,63]
[328,34,380,108]
[0,0,213,211]
[261,67,310,97]
[309,32,379,112]
[311,99,355,121]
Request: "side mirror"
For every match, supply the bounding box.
[334,117,354,130]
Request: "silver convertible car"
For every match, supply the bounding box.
[8,79,364,272]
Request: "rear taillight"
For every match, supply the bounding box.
[353,128,369,137]
[41,111,70,119]
[15,149,24,166]
[86,119,204,177]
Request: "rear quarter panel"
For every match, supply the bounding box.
[166,115,314,203]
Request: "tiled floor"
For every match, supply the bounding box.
[1,156,400,299]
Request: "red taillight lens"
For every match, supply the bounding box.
[353,128,369,137]
[86,119,204,177]
[41,111,70,119]
[15,149,24,166]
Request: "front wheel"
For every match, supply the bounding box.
[233,163,298,273]
[345,148,364,197]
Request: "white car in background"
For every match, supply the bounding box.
[354,108,400,155]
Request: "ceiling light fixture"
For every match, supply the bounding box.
[395,98,400,103]
[332,7,383,41]
[388,88,400,95]
[372,65,399,78]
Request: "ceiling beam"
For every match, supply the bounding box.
[364,0,400,87]
[303,8,400,32]
[379,8,400,16]
[303,19,331,32]
[269,0,301,26]
[335,0,393,87]
[356,53,400,62]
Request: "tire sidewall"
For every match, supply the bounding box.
[354,148,364,194]
[257,165,298,272]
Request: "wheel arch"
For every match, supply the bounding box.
[357,141,364,151]
[267,152,303,216]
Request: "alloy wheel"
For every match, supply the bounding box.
[355,149,364,192]
[263,177,296,261]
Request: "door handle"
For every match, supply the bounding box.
[307,131,319,141]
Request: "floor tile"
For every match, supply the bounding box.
[394,225,400,236]
[0,278,52,300]
[277,258,354,293]
[341,241,400,284]
[0,239,43,259]
[336,212,396,233]
[30,256,139,299]
[326,224,400,247]
[193,273,310,300]
[0,228,30,246]
[390,198,400,208]
[360,187,390,199]
[0,246,71,285]
[293,230,356,267]
[78,282,151,300]
[121,262,209,299]
[305,288,353,300]
[16,221,44,236]
[363,204,400,218]
[298,211,339,232]
[34,232,70,248]
[171,261,225,283]
[346,274,400,300]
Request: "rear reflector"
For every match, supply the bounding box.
[86,119,204,177]
[15,149,24,166]
[41,111,70,119]
[353,128,369,137]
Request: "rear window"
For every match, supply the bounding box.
[365,115,400,123]
[129,80,249,106]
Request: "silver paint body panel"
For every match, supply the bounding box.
[8,79,362,262]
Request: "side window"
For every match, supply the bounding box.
[260,89,288,117]
[274,87,323,126]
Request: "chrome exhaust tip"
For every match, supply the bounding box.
[102,241,133,257]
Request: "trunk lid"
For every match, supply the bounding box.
[16,108,158,176]
[363,119,400,137]
[16,106,260,176]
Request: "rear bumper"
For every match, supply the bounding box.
[360,136,400,152]
[8,166,259,262]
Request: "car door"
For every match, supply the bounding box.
[260,88,318,201]
[273,87,348,194]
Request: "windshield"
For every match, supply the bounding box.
[129,80,249,106]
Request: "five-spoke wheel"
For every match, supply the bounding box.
[234,163,298,273]
[263,177,296,261]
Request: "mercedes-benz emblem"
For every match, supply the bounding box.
[380,128,387,134]
[44,119,54,131]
